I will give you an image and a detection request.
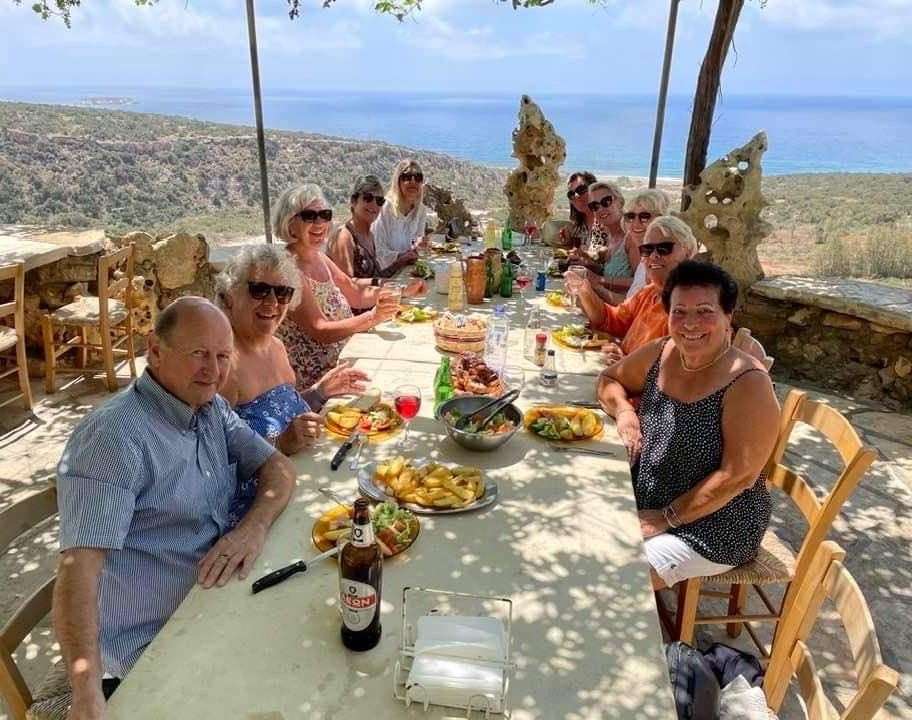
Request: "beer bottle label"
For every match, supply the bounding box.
[350,519,375,547]
[340,579,378,631]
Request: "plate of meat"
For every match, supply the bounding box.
[451,353,507,397]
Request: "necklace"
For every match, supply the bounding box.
[680,340,731,373]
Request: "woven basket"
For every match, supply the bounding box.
[435,334,486,354]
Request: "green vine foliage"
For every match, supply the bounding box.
[17,0,593,27]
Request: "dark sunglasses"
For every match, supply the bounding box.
[587,196,615,211]
[247,281,295,304]
[298,208,333,223]
[624,211,653,223]
[357,192,386,207]
[638,241,676,257]
[400,172,424,184]
[567,185,588,200]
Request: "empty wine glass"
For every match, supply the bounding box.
[393,383,421,447]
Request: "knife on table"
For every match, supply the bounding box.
[331,430,363,471]
[251,545,341,594]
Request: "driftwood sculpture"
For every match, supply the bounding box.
[504,95,566,228]
[679,131,772,296]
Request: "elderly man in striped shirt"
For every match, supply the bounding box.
[52,297,297,720]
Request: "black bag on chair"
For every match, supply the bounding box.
[665,641,721,720]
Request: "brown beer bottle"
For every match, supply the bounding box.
[339,498,383,651]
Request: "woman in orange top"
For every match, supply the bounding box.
[565,216,697,364]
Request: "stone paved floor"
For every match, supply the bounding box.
[1,364,910,719]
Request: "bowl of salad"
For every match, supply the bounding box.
[437,395,522,452]
[312,501,420,558]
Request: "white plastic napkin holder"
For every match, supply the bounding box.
[393,587,513,718]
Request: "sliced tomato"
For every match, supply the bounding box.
[358,416,372,431]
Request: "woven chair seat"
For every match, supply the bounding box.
[0,325,17,352]
[51,297,127,326]
[702,529,796,585]
[26,662,71,720]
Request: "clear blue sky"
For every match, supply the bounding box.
[0,0,910,96]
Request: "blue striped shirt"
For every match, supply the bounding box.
[57,370,276,678]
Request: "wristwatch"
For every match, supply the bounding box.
[371,277,381,287]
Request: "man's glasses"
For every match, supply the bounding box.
[624,211,653,223]
[247,282,295,305]
[400,172,424,184]
[359,193,386,207]
[638,241,676,257]
[298,208,333,223]
[587,196,615,211]
[567,185,588,200]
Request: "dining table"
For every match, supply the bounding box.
[106,244,677,720]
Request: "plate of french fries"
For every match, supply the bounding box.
[358,456,499,515]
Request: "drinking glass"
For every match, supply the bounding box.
[515,271,533,309]
[385,282,404,325]
[566,265,588,309]
[393,384,421,447]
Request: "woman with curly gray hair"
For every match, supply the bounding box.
[216,244,369,525]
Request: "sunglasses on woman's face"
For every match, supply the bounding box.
[567,185,588,200]
[400,172,424,184]
[624,211,653,223]
[638,241,676,257]
[358,193,386,207]
[587,196,615,211]
[248,281,295,304]
[298,208,333,223]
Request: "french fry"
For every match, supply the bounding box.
[388,456,406,477]
[432,493,461,507]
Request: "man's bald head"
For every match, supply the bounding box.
[154,296,231,347]
[148,297,233,410]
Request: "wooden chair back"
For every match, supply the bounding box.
[764,390,877,618]
[0,263,25,323]
[764,541,899,718]
[733,326,774,370]
[0,487,58,720]
[97,244,135,319]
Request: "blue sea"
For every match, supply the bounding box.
[2,86,912,177]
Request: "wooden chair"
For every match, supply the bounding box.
[763,540,899,719]
[668,389,877,656]
[0,263,33,411]
[0,486,62,720]
[40,244,138,394]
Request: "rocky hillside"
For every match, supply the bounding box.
[0,101,508,238]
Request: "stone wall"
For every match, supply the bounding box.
[739,277,912,409]
[19,231,216,366]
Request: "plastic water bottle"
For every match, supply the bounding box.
[484,305,510,377]
[524,306,542,359]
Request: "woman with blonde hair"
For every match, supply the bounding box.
[593,188,671,304]
[274,183,425,388]
[372,159,428,269]
[565,215,697,363]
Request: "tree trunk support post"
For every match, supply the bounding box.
[648,0,680,189]
[682,0,745,206]
[245,0,273,243]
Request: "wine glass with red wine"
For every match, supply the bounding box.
[393,384,421,447]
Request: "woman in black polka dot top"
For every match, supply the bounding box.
[597,261,780,589]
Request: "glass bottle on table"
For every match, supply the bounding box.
[484,305,510,377]
[448,260,466,312]
[339,498,383,652]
